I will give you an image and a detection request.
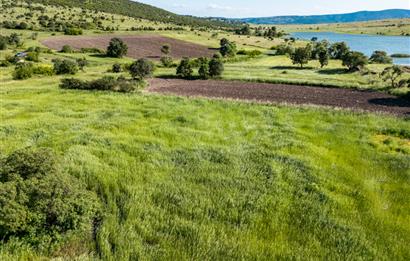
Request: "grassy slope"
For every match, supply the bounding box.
[278,18,410,36]
[1,72,410,259]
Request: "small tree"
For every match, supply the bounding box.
[7,33,21,46]
[161,44,170,55]
[76,57,88,71]
[370,51,393,64]
[329,42,350,59]
[342,51,368,71]
[112,63,122,73]
[198,57,210,79]
[318,47,329,68]
[290,45,312,68]
[106,38,128,58]
[209,57,224,78]
[60,45,74,53]
[12,63,33,80]
[160,56,173,67]
[220,38,236,57]
[53,59,78,75]
[176,57,193,79]
[129,58,154,80]
[381,65,403,88]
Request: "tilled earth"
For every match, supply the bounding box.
[41,34,215,59]
[148,78,410,117]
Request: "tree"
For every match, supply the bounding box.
[369,51,393,64]
[317,47,329,68]
[290,45,312,68]
[106,38,128,58]
[129,58,154,80]
[176,57,193,78]
[209,57,224,78]
[112,63,122,73]
[220,38,236,57]
[53,59,79,75]
[7,33,21,46]
[236,24,251,35]
[76,57,88,71]
[160,56,173,67]
[198,57,210,79]
[342,51,368,71]
[274,44,294,56]
[161,44,170,55]
[381,65,404,88]
[12,63,33,80]
[60,45,74,53]
[329,42,350,59]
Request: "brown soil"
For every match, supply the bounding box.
[41,35,215,59]
[148,78,410,117]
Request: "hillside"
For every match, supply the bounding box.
[237,9,410,24]
[29,0,235,28]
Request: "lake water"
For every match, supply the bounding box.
[290,32,410,65]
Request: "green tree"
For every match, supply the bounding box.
[290,45,312,68]
[12,63,33,80]
[381,65,404,88]
[317,47,329,68]
[198,57,210,79]
[129,58,154,80]
[0,36,7,50]
[220,38,236,57]
[329,42,350,59]
[76,57,88,71]
[161,44,170,55]
[106,38,128,58]
[369,51,393,64]
[53,59,79,75]
[209,57,224,78]
[176,57,193,79]
[342,51,368,71]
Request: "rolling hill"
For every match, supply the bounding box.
[236,9,410,24]
[29,0,236,28]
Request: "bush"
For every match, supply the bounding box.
[129,58,155,80]
[7,33,21,46]
[237,49,262,57]
[161,44,170,55]
[342,51,368,71]
[274,44,294,56]
[76,57,88,71]
[369,51,393,64]
[0,36,7,50]
[112,63,122,73]
[198,57,210,79]
[0,148,100,248]
[381,66,404,88]
[80,47,104,54]
[160,56,173,67]
[53,59,79,75]
[176,57,193,78]
[25,52,39,62]
[106,38,128,58]
[12,63,33,80]
[33,64,54,76]
[64,27,83,35]
[220,38,236,57]
[60,45,74,53]
[209,57,224,78]
[60,76,137,92]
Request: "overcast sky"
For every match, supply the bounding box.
[136,0,410,18]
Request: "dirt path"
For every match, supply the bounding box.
[41,35,215,60]
[148,78,410,117]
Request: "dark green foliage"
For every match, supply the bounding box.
[0,35,7,50]
[381,66,404,88]
[80,47,104,54]
[64,27,83,35]
[235,24,251,35]
[12,63,33,80]
[161,44,170,55]
[237,49,262,57]
[112,63,122,73]
[60,76,137,92]
[342,51,368,71]
[129,58,155,80]
[370,51,393,64]
[209,57,224,78]
[329,42,350,59]
[176,57,193,79]
[160,56,173,68]
[7,33,21,46]
[76,57,88,71]
[198,57,210,79]
[60,45,74,53]
[274,44,294,55]
[25,52,39,62]
[106,38,128,58]
[318,47,330,68]
[290,45,312,68]
[398,78,410,88]
[390,53,410,58]
[0,148,100,248]
[220,38,236,57]
[53,59,79,75]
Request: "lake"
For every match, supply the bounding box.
[290,32,410,65]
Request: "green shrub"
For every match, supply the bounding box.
[112,63,122,73]
[60,76,137,92]
[76,57,88,71]
[198,57,210,79]
[209,57,224,78]
[60,45,74,53]
[32,64,54,76]
[220,38,236,57]
[106,38,128,58]
[25,52,39,62]
[342,51,368,71]
[160,56,173,67]
[0,36,7,50]
[369,51,393,64]
[53,59,78,75]
[12,63,33,80]
[0,148,100,248]
[274,44,294,56]
[176,57,193,79]
[129,58,155,80]
[64,27,83,35]
[80,47,104,54]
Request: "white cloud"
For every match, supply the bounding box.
[207,3,234,11]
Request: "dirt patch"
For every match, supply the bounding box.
[41,34,215,59]
[148,78,410,117]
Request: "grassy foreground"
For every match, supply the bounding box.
[1,77,409,259]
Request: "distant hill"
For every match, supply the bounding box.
[30,0,236,28]
[236,9,410,25]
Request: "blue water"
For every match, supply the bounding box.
[290,32,410,65]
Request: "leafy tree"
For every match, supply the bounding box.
[236,24,251,35]
[342,51,368,71]
[329,42,350,59]
[274,43,294,56]
[198,57,210,79]
[369,51,393,64]
[53,59,79,75]
[381,65,404,88]
[209,57,224,78]
[161,44,170,55]
[220,38,236,57]
[60,45,74,53]
[317,47,329,68]
[160,56,173,68]
[106,38,128,58]
[176,57,193,79]
[290,45,312,68]
[129,58,154,80]
[12,63,34,80]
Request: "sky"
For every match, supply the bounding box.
[136,0,410,18]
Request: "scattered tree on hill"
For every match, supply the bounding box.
[369,51,393,64]
[209,56,224,78]
[290,44,312,68]
[381,65,404,88]
[176,57,193,79]
[7,33,21,46]
[220,38,236,57]
[60,45,74,53]
[160,56,173,68]
[106,37,128,58]
[329,42,350,59]
[129,58,154,80]
[274,43,294,56]
[342,51,368,71]
[235,24,251,35]
[317,45,330,68]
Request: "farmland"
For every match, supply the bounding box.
[1,0,410,260]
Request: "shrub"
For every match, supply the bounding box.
[160,56,173,67]
[198,57,210,79]
[369,51,393,64]
[0,36,7,50]
[12,63,33,80]
[342,51,368,71]
[220,38,236,57]
[176,57,193,79]
[76,57,88,71]
[274,44,294,56]
[381,66,404,88]
[106,38,128,58]
[7,33,21,46]
[129,58,155,80]
[64,27,83,35]
[161,44,170,55]
[60,45,74,53]
[32,64,54,76]
[80,47,104,54]
[60,76,137,92]
[53,59,79,75]
[0,148,100,248]
[25,52,39,62]
[209,57,224,78]
[112,63,122,73]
